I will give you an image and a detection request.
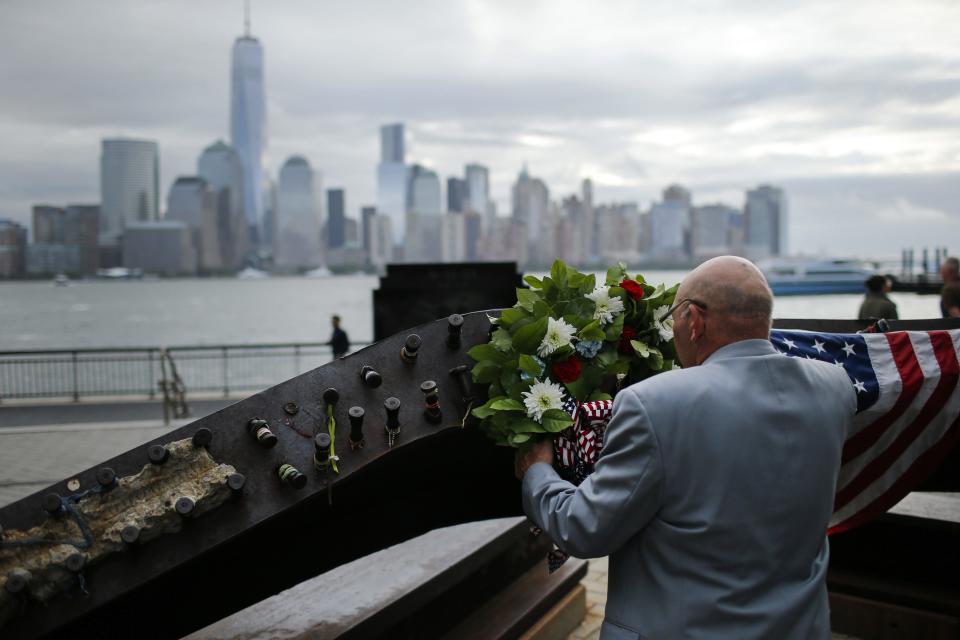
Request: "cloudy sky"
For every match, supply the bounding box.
[2,0,958,259]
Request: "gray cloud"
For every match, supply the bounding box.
[1,0,958,259]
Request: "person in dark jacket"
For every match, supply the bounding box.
[940,257,960,318]
[858,275,898,320]
[328,315,350,359]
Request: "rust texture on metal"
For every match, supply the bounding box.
[0,438,235,628]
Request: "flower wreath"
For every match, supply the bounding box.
[469,260,680,454]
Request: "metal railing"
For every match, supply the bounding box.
[0,342,370,403]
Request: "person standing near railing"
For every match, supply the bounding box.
[941,257,960,318]
[328,315,350,359]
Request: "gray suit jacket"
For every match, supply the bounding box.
[523,339,857,639]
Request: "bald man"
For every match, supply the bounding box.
[517,256,857,639]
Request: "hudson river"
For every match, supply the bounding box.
[0,272,945,350]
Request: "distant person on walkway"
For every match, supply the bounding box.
[328,315,350,359]
[941,257,960,318]
[516,256,856,639]
[858,275,898,320]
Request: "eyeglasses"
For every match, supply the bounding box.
[663,298,708,320]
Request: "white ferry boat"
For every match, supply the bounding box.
[760,258,877,295]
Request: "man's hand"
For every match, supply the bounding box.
[515,439,553,480]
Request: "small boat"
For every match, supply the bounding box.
[303,265,333,278]
[236,266,269,279]
[760,258,877,295]
[52,273,69,286]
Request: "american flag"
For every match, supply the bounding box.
[769,329,960,534]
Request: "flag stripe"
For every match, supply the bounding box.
[834,331,960,511]
[841,332,922,463]
[829,412,960,534]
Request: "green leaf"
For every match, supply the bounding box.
[550,260,568,287]
[516,287,540,311]
[532,299,553,319]
[500,307,528,326]
[490,397,525,411]
[491,327,513,352]
[523,274,543,288]
[467,343,510,364]
[509,432,533,445]
[631,340,663,369]
[630,339,651,358]
[605,263,627,286]
[604,313,625,341]
[471,397,502,419]
[578,320,605,342]
[518,354,542,378]
[564,377,588,401]
[541,408,574,433]
[512,316,548,353]
[472,361,500,384]
[597,347,619,367]
[511,417,545,433]
[587,390,612,401]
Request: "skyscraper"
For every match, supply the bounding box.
[100,138,160,244]
[230,7,267,241]
[198,140,247,269]
[405,165,442,262]
[465,163,490,225]
[166,176,222,272]
[327,188,346,249]
[376,123,407,245]
[274,156,323,269]
[512,165,549,261]
[744,185,788,258]
[447,177,468,213]
[380,123,404,163]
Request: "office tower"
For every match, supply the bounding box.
[198,140,247,269]
[368,212,394,271]
[33,205,66,243]
[361,205,376,253]
[274,156,323,269]
[405,165,442,262]
[409,165,441,216]
[464,210,482,262]
[594,202,641,263]
[511,165,549,261]
[376,123,407,245]
[692,204,741,260]
[100,138,160,244]
[447,177,468,213]
[65,205,100,275]
[380,123,404,163]
[0,219,27,278]
[441,213,466,263]
[582,178,597,260]
[651,201,687,259]
[344,217,359,245]
[29,205,99,276]
[326,189,346,249]
[662,184,692,256]
[166,177,222,272]
[465,163,490,224]
[230,9,267,240]
[744,185,788,258]
[123,221,198,275]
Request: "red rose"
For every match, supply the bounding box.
[620,279,645,301]
[551,356,582,383]
[619,325,637,354]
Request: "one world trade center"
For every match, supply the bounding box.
[230,5,267,244]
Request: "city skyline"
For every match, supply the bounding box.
[1,0,959,258]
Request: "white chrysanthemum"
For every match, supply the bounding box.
[537,316,576,357]
[653,305,675,342]
[584,285,625,325]
[521,378,565,422]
